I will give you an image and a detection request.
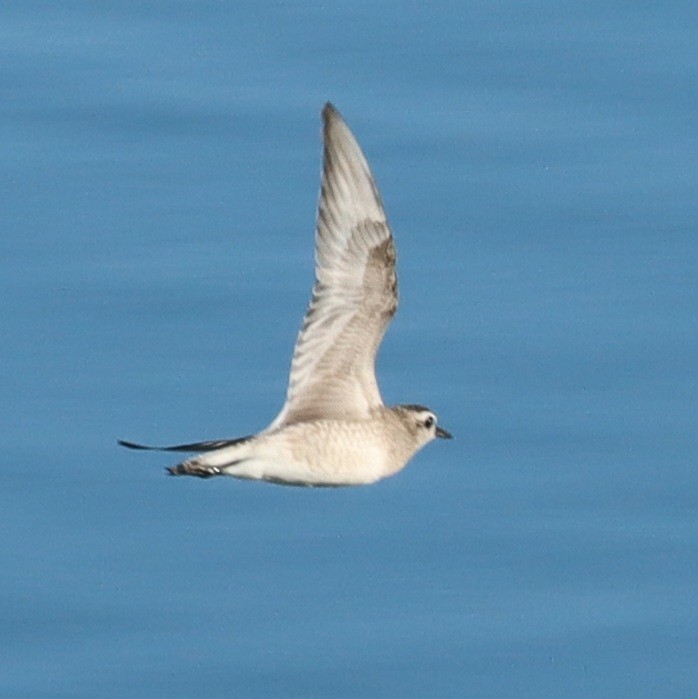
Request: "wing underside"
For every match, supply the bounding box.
[267,103,398,430]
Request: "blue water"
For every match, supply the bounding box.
[2,2,697,697]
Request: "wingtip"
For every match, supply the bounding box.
[118,439,140,450]
[322,101,344,129]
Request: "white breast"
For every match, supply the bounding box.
[224,420,395,486]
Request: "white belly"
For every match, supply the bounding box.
[221,421,393,486]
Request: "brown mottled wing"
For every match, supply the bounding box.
[267,103,398,429]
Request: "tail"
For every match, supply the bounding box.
[118,435,253,478]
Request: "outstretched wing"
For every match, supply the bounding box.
[267,103,398,430]
[117,436,250,453]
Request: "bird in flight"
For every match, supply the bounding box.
[120,103,451,486]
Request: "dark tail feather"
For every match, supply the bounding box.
[117,436,251,454]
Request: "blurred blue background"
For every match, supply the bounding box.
[2,2,697,697]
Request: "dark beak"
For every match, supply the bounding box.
[435,425,453,440]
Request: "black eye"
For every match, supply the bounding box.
[424,416,435,429]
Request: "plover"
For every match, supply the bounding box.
[119,103,451,486]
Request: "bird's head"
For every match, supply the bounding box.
[394,404,452,449]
